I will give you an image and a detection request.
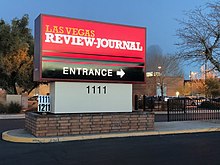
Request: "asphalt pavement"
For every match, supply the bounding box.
[1,116,220,165]
[1,115,220,143]
[1,130,220,165]
[0,119,24,135]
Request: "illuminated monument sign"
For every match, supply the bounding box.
[34,14,146,83]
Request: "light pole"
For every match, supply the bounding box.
[189,71,192,96]
[189,71,197,96]
[176,91,180,97]
[189,71,193,96]
[157,66,163,98]
[158,66,161,70]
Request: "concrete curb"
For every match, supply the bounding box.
[2,127,220,143]
[154,111,167,115]
[0,114,25,119]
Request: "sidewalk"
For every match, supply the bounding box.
[2,120,220,143]
[0,114,25,119]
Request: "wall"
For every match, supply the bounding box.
[25,112,154,137]
[6,95,21,105]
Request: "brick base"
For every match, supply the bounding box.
[25,112,154,137]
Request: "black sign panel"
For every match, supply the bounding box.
[42,59,145,82]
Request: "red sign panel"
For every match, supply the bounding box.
[34,14,146,83]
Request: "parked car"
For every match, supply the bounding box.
[211,97,220,102]
[164,96,170,102]
[145,96,157,109]
[176,97,196,106]
[192,97,207,106]
[200,100,220,109]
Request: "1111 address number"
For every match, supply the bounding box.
[86,85,107,94]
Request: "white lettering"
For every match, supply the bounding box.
[62,67,113,77]
[136,42,143,51]
[122,41,130,50]
[84,37,96,46]
[82,68,88,75]
[115,40,123,49]
[100,38,108,48]
[88,69,94,76]
[63,35,72,44]
[63,67,69,75]
[129,42,136,50]
[94,69,101,76]
[101,69,107,76]
[108,40,115,48]
[108,69,113,76]
[76,68,81,75]
[45,33,55,43]
[76,37,84,46]
[45,33,143,52]
[96,38,101,48]
[70,68,75,74]
[54,34,63,44]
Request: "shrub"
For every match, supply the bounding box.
[6,102,22,114]
[0,103,7,114]
[200,101,220,109]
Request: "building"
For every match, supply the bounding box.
[133,73,184,97]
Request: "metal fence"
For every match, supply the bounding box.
[135,95,220,122]
[134,95,166,111]
[167,98,220,121]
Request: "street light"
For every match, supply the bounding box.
[189,71,197,96]
[158,66,161,72]
[176,91,180,97]
[157,66,163,98]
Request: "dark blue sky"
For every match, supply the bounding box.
[0,0,209,78]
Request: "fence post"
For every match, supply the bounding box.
[134,95,139,110]
[143,95,146,111]
[167,99,170,122]
[183,99,186,113]
[151,97,154,112]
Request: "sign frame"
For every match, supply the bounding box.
[34,14,146,84]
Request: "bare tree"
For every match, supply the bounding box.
[147,45,183,76]
[147,45,183,97]
[176,2,220,72]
